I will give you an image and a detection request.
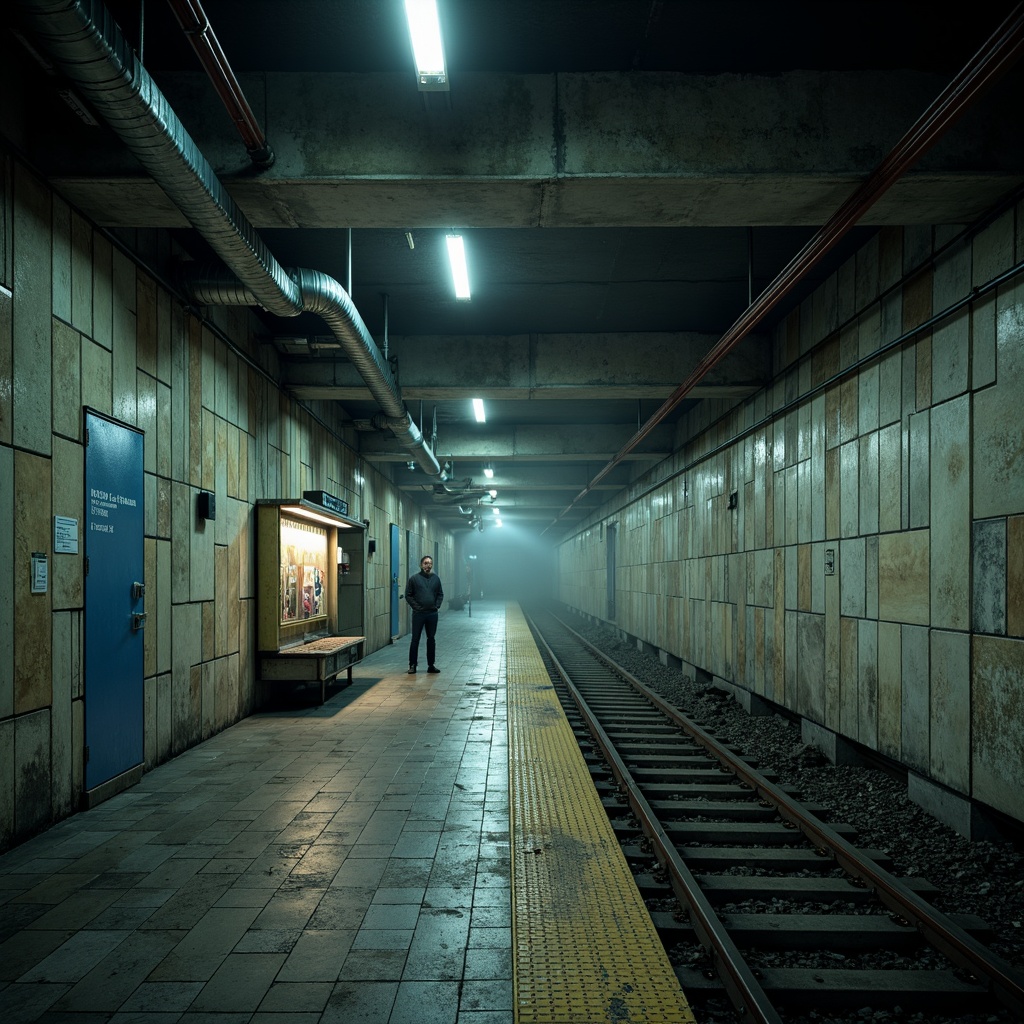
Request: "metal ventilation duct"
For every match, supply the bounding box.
[17,0,440,476]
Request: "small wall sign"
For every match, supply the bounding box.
[31,552,48,594]
[54,515,79,554]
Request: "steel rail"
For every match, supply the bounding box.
[550,611,1024,1020]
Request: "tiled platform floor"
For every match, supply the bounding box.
[0,602,510,1024]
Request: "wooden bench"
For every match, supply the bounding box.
[259,635,365,704]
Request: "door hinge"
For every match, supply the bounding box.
[84,426,89,446]
[84,556,89,576]
[84,745,89,763]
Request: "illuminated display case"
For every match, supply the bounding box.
[256,496,366,702]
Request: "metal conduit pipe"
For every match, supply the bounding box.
[166,0,275,167]
[17,0,441,477]
[184,266,442,476]
[551,1,1024,530]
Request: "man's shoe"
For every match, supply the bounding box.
[427,665,441,674]
[408,666,416,674]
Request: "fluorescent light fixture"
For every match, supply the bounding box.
[488,489,497,499]
[404,0,448,90]
[495,518,503,527]
[492,507,500,515]
[446,234,471,300]
[483,466,494,479]
[472,398,486,423]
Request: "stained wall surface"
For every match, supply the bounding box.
[558,206,1024,827]
[0,155,453,852]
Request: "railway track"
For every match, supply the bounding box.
[524,607,1024,1024]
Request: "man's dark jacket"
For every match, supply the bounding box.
[406,571,444,612]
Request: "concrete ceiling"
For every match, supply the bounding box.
[6,0,1023,537]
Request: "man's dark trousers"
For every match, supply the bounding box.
[409,609,438,668]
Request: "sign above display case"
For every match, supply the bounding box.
[303,489,348,517]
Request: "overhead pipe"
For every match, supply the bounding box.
[165,0,274,167]
[551,1,1024,529]
[17,0,440,477]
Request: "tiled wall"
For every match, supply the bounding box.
[0,156,453,851]
[559,207,1024,826]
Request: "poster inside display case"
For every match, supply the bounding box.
[279,515,328,624]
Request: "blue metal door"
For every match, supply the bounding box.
[84,411,145,791]
[390,523,400,638]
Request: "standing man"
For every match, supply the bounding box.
[406,555,443,674]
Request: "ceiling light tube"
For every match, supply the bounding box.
[472,398,486,423]
[483,465,494,479]
[404,0,448,90]
[446,234,471,300]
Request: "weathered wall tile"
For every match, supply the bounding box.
[878,529,930,625]
[930,396,971,630]
[929,630,969,792]
[876,620,901,758]
[51,436,84,612]
[52,319,81,441]
[900,624,929,773]
[972,518,1006,635]
[972,635,1024,823]
[1008,514,1024,637]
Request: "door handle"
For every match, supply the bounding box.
[132,613,147,631]
[131,581,145,599]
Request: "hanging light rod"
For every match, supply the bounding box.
[404,0,448,91]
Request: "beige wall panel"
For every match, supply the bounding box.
[878,348,901,428]
[92,235,112,350]
[839,537,865,618]
[797,544,810,611]
[50,610,74,818]
[930,395,970,630]
[215,544,229,659]
[52,319,81,442]
[157,670,172,763]
[865,535,878,621]
[972,635,1024,822]
[839,614,858,738]
[70,212,92,337]
[144,537,157,679]
[201,325,215,413]
[201,407,215,493]
[52,198,71,324]
[143,673,156,769]
[156,539,172,676]
[170,480,190,605]
[796,611,825,725]
[15,709,51,836]
[878,422,901,534]
[929,629,969,793]
[915,334,932,411]
[876,620,901,758]
[188,319,202,486]
[81,336,112,416]
[157,287,172,387]
[156,474,171,540]
[878,529,930,625]
[170,307,186,484]
[971,291,997,392]
[12,166,52,457]
[0,719,10,847]
[156,381,171,480]
[974,278,1024,519]
[171,602,202,755]
[899,624,929,773]
[0,290,11,447]
[857,619,878,750]
[839,440,858,538]
[858,431,879,536]
[202,600,215,663]
[0,446,12,719]
[72,692,83,796]
[201,661,215,740]
[227,423,239,499]
[1008,515,1024,638]
[137,272,157,378]
[137,370,156,476]
[908,410,930,529]
[51,435,84,611]
[14,450,51,713]
[190,504,215,604]
[214,416,228,546]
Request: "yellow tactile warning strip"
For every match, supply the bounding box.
[506,605,696,1024]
